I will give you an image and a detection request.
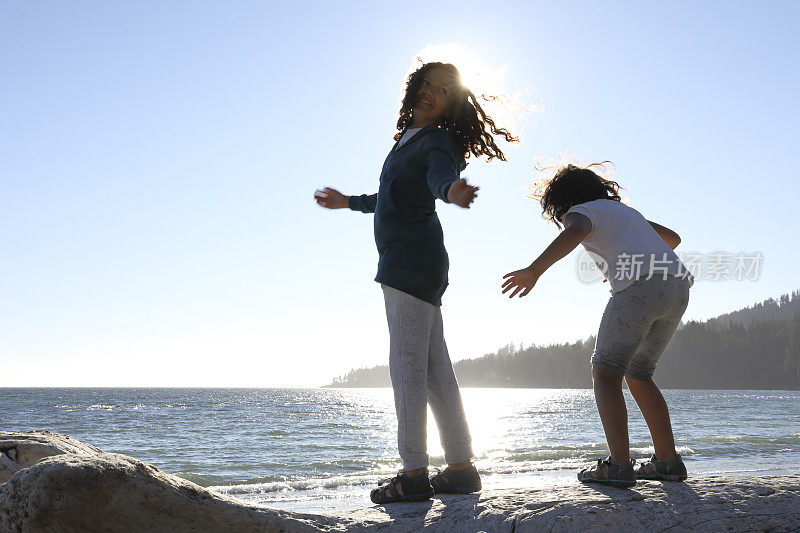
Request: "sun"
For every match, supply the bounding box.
[408,42,536,137]
[411,43,503,99]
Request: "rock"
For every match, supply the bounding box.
[0,431,350,532]
[0,430,102,484]
[0,452,18,484]
[1,430,799,532]
[331,476,800,532]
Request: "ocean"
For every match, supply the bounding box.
[2,388,799,513]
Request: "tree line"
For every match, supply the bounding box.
[329,290,800,390]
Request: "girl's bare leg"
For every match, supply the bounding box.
[625,376,677,461]
[592,366,630,463]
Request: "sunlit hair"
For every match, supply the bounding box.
[533,162,622,228]
[395,61,517,162]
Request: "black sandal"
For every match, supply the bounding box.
[577,457,637,488]
[637,453,687,482]
[430,464,482,494]
[370,470,434,504]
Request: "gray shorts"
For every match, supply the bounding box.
[592,275,690,380]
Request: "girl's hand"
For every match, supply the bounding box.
[447,178,479,208]
[314,187,349,209]
[501,267,540,298]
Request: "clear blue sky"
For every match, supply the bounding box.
[2,1,798,386]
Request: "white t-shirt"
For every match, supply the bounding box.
[397,128,422,147]
[564,199,693,293]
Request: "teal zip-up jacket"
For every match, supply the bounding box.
[348,125,466,306]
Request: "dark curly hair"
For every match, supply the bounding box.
[395,61,517,162]
[536,163,622,228]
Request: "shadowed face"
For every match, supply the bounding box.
[411,66,455,128]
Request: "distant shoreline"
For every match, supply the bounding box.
[329,289,800,390]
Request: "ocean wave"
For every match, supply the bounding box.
[504,449,596,462]
[209,473,378,495]
[692,466,784,475]
[64,403,189,412]
[500,445,695,463]
[206,445,703,496]
[177,473,288,487]
[693,435,800,445]
[483,460,588,476]
[630,445,696,457]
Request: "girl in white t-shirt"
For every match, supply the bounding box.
[502,163,692,488]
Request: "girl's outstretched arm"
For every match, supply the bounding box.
[648,220,681,249]
[501,212,592,298]
[314,187,349,209]
[446,178,479,208]
[314,187,377,213]
[424,131,478,209]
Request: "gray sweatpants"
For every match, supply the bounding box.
[382,285,474,471]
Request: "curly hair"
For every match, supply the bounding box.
[536,163,622,228]
[395,62,517,162]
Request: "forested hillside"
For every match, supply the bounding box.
[329,290,800,390]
